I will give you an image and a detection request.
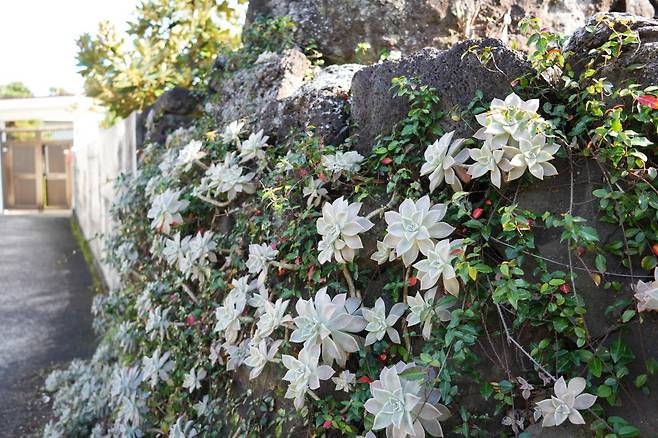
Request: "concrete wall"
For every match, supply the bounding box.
[73,112,138,291]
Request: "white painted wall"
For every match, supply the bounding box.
[73,112,138,291]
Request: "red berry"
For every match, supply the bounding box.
[322,420,332,429]
[381,157,393,165]
[652,243,658,257]
[559,284,571,293]
[186,314,196,326]
[576,247,586,257]
[378,353,387,362]
[485,199,493,206]
[408,276,418,287]
[472,208,484,219]
[358,376,372,384]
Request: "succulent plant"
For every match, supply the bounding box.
[412,239,463,295]
[633,268,658,312]
[147,188,189,233]
[282,344,334,410]
[238,129,269,162]
[364,363,450,437]
[362,297,407,345]
[421,131,470,192]
[535,376,596,427]
[383,196,455,267]
[316,196,374,264]
[501,133,559,181]
[290,287,366,366]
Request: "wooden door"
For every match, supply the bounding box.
[2,134,72,209]
[2,140,43,209]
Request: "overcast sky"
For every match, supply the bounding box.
[0,0,136,96]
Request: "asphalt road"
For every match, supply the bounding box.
[0,214,96,437]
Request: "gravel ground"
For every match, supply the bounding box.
[0,214,96,437]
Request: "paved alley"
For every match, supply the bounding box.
[0,214,96,437]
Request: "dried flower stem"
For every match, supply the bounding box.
[197,194,231,209]
[342,264,358,298]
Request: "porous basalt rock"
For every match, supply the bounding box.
[566,12,658,87]
[212,48,311,130]
[350,39,533,153]
[270,63,362,145]
[246,0,639,64]
[143,87,201,145]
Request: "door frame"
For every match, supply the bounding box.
[1,126,73,210]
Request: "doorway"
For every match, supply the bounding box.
[2,127,72,210]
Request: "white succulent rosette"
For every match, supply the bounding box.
[282,344,335,410]
[246,243,278,282]
[332,370,356,392]
[244,338,282,380]
[303,177,328,207]
[535,376,597,427]
[221,120,245,145]
[364,362,450,438]
[383,196,455,267]
[633,267,658,312]
[238,129,269,162]
[362,297,407,345]
[467,142,505,188]
[421,131,470,192]
[142,347,174,387]
[474,92,545,148]
[254,298,293,339]
[290,287,366,367]
[371,240,397,265]
[500,133,559,181]
[182,367,206,393]
[412,238,464,295]
[316,196,374,264]
[200,152,256,200]
[321,151,364,179]
[176,140,206,171]
[405,287,453,340]
[214,293,247,345]
[147,188,190,233]
[224,338,251,371]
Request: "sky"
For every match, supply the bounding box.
[0,0,137,97]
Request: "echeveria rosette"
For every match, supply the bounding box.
[412,239,464,295]
[467,143,505,188]
[199,152,256,201]
[421,131,470,192]
[535,377,597,427]
[238,129,269,163]
[362,297,407,345]
[147,188,190,234]
[371,241,396,265]
[244,338,282,380]
[406,287,453,340]
[176,140,206,171]
[501,133,560,181]
[290,287,366,367]
[364,363,450,438]
[321,151,364,179]
[383,196,455,267]
[254,298,293,339]
[214,294,246,345]
[474,92,545,148]
[169,417,198,438]
[282,344,334,410]
[633,267,658,312]
[221,120,244,145]
[316,196,374,264]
